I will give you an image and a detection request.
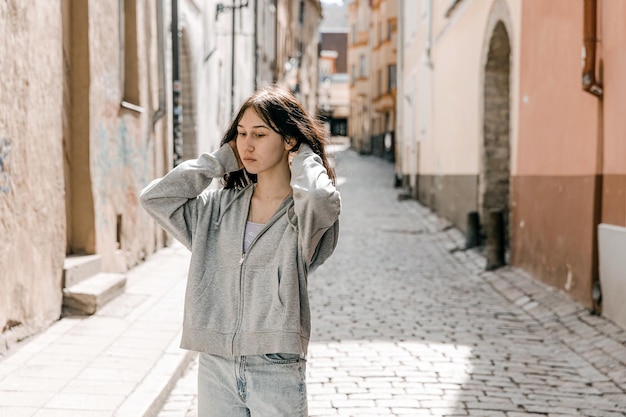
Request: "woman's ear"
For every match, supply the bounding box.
[284,138,297,152]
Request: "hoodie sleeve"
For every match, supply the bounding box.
[290,143,341,266]
[139,144,240,249]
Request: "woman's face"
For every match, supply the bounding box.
[236,108,291,176]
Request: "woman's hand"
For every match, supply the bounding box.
[228,140,244,170]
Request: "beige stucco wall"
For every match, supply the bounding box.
[88,0,167,272]
[0,1,66,336]
[1,0,173,347]
[425,0,520,175]
[396,0,427,188]
[398,0,520,183]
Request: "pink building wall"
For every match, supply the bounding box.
[600,1,626,226]
[514,0,626,308]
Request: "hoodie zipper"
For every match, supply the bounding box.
[230,194,293,355]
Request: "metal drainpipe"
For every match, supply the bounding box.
[582,0,604,312]
[426,0,433,68]
[396,0,403,186]
[273,2,278,83]
[582,0,603,97]
[172,0,183,166]
[253,0,258,90]
[153,0,166,126]
[230,0,236,116]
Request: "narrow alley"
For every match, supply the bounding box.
[158,148,626,417]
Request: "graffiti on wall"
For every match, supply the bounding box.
[0,137,13,194]
[94,119,149,227]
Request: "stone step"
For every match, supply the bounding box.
[63,254,102,287]
[62,273,126,315]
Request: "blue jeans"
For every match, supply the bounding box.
[198,353,308,417]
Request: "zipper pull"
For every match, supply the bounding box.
[239,254,245,265]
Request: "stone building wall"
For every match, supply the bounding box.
[0,1,67,342]
[0,0,172,349]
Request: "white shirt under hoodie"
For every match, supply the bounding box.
[139,143,341,357]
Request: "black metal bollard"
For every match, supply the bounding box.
[485,209,505,270]
[465,211,481,249]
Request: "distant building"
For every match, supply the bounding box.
[275,0,324,116]
[318,32,349,136]
[318,0,349,137]
[347,0,397,158]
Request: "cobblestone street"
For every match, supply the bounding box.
[158,148,626,417]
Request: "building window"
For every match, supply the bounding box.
[351,24,357,44]
[351,64,356,85]
[388,64,396,91]
[359,55,366,78]
[377,70,382,95]
[387,21,394,40]
[299,0,305,24]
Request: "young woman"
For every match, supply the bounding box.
[139,85,341,417]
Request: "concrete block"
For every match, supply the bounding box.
[63,273,126,315]
[598,223,626,330]
[63,254,102,287]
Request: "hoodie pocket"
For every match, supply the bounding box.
[240,266,285,332]
[186,267,239,333]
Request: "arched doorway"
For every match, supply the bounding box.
[480,20,511,261]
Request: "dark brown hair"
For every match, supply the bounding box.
[220,84,336,189]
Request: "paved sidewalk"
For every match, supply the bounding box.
[159,149,626,417]
[0,242,195,417]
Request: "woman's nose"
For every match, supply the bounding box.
[242,137,254,151]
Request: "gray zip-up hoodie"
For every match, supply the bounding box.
[139,143,340,357]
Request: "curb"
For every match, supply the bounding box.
[115,332,197,417]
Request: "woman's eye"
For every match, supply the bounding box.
[254,133,265,138]
[237,132,246,137]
